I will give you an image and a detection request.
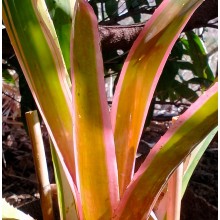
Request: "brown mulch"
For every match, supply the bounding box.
[2,120,55,208]
[3,122,39,207]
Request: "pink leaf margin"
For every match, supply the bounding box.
[113,82,218,219]
[110,0,204,194]
[70,0,119,210]
[111,0,203,133]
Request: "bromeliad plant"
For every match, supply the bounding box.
[3,0,218,219]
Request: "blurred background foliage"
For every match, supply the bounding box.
[2,0,218,125]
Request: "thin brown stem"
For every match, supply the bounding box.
[25,111,54,220]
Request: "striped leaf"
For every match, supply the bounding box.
[50,142,82,220]
[3,0,76,196]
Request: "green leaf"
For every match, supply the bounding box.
[176,61,194,71]
[45,0,76,75]
[111,0,203,196]
[50,142,81,220]
[3,0,76,184]
[184,31,215,82]
[156,61,181,101]
[2,69,15,85]
[181,126,218,196]
[187,77,213,87]
[105,0,118,19]
[125,0,141,23]
[174,80,198,102]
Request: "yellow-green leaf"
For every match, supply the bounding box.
[182,126,218,196]
[50,143,81,220]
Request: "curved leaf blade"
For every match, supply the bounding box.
[154,125,217,220]
[113,83,218,220]
[111,0,203,196]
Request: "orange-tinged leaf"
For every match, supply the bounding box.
[154,127,218,220]
[70,1,119,219]
[111,0,203,196]
[113,83,218,220]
